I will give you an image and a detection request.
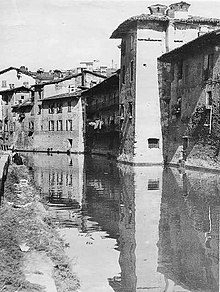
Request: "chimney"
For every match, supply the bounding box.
[148,4,168,16]
[167,1,191,19]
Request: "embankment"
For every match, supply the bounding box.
[0,161,79,292]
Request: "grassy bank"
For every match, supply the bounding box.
[0,162,79,292]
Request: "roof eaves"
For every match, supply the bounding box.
[42,92,82,101]
[110,14,169,39]
[158,29,220,62]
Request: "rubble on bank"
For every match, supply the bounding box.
[0,162,79,292]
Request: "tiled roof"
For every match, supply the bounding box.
[82,70,120,96]
[158,29,220,62]
[40,70,106,87]
[110,14,169,38]
[0,86,33,95]
[42,91,83,102]
[0,67,36,78]
[110,14,220,39]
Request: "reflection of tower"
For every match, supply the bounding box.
[158,167,219,291]
[109,164,163,291]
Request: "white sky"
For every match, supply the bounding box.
[0,0,220,71]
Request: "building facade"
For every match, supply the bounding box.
[83,71,120,157]
[4,70,106,152]
[110,1,220,165]
[158,29,220,169]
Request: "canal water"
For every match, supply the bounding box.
[24,153,219,292]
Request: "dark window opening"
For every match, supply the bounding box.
[38,105,42,115]
[68,101,71,112]
[148,179,159,190]
[122,65,125,84]
[177,60,183,80]
[57,120,63,131]
[49,120,54,131]
[128,102,133,118]
[120,104,125,119]
[182,136,189,151]
[184,64,189,84]
[204,54,214,80]
[29,121,34,130]
[49,103,55,114]
[38,90,42,100]
[66,120,73,131]
[148,138,159,149]
[121,40,126,56]
[57,103,62,113]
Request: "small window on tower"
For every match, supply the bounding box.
[148,138,159,149]
[206,91,212,108]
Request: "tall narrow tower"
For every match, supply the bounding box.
[111,1,220,165]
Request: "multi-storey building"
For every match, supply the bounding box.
[9,70,106,152]
[158,29,220,169]
[82,70,120,157]
[110,1,220,165]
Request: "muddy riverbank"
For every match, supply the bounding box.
[0,161,79,292]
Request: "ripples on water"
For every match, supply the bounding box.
[24,153,219,292]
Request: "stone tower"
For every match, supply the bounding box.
[110,1,220,165]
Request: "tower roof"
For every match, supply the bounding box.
[110,3,220,39]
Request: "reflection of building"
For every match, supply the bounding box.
[158,167,219,292]
[158,29,220,169]
[25,153,84,212]
[110,1,220,165]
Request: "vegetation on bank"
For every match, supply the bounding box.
[0,161,79,292]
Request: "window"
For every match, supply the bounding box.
[121,40,126,56]
[2,80,7,88]
[57,120,63,131]
[206,91,212,108]
[120,104,125,119]
[130,61,134,82]
[148,179,159,190]
[203,54,214,80]
[38,90,42,99]
[148,138,159,149]
[57,103,62,113]
[49,103,55,114]
[49,120,54,131]
[128,102,133,118]
[182,136,189,151]
[38,105,42,115]
[29,121,34,130]
[66,120,73,131]
[21,95,24,100]
[177,60,183,80]
[9,84,15,89]
[122,65,125,84]
[68,101,71,112]
[184,64,189,84]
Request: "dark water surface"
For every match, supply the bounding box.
[24,153,219,292]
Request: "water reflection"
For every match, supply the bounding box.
[24,153,219,292]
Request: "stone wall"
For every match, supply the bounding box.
[159,39,220,169]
